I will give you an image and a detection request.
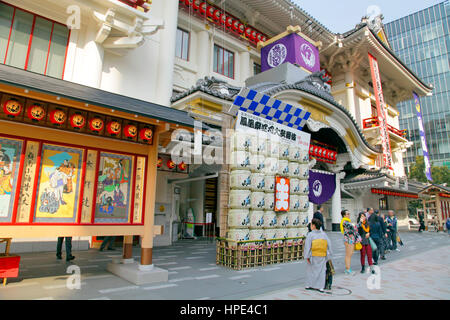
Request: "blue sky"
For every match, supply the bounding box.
[292,0,444,33]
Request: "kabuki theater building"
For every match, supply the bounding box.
[0,0,434,282]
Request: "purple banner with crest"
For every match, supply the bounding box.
[308,170,336,204]
[413,92,433,181]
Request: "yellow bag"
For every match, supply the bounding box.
[355,242,362,250]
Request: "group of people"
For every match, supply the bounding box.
[55,236,116,262]
[304,205,401,293]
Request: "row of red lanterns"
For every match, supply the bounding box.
[157,157,187,171]
[371,188,418,199]
[180,0,268,44]
[2,99,153,142]
[309,144,337,162]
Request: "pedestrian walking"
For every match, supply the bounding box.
[366,208,374,220]
[313,205,325,231]
[56,237,75,262]
[418,211,425,232]
[380,212,390,254]
[368,212,387,264]
[99,236,116,251]
[304,218,333,293]
[357,212,375,274]
[340,209,361,275]
[386,210,400,251]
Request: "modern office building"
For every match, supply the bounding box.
[385,1,450,170]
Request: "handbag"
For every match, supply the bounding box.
[369,237,378,252]
[355,242,362,250]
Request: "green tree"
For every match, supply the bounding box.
[409,156,450,184]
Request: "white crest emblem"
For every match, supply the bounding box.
[312,180,322,197]
[267,44,287,68]
[300,43,316,68]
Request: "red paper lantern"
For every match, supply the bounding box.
[213,9,220,20]
[139,127,153,142]
[220,13,226,25]
[178,162,187,171]
[206,6,214,17]
[232,20,240,31]
[167,159,176,169]
[225,16,233,28]
[157,157,163,168]
[244,27,252,37]
[192,0,201,10]
[238,23,245,34]
[88,117,104,132]
[199,2,207,14]
[2,99,22,117]
[27,104,46,122]
[124,124,138,138]
[69,113,86,129]
[106,121,121,135]
[49,109,67,125]
[184,0,191,6]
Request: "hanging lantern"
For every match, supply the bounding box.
[69,113,86,129]
[192,0,201,10]
[213,9,221,20]
[2,99,23,117]
[139,127,153,142]
[251,30,258,41]
[206,6,214,18]
[49,109,67,125]
[220,13,226,25]
[27,104,46,122]
[232,20,240,31]
[178,162,187,171]
[106,120,121,136]
[88,117,104,132]
[225,16,233,28]
[184,0,192,6]
[124,124,138,139]
[199,2,207,14]
[157,157,163,168]
[238,23,245,34]
[257,33,263,42]
[167,159,176,169]
[244,26,252,38]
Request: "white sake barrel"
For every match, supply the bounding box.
[290,178,301,194]
[297,227,308,237]
[291,145,302,162]
[249,210,265,229]
[229,189,251,209]
[287,211,300,227]
[275,228,288,242]
[288,162,300,177]
[298,195,310,212]
[227,228,250,246]
[288,228,301,239]
[278,160,289,175]
[263,228,277,243]
[298,164,309,179]
[250,172,265,191]
[299,212,309,226]
[279,143,290,159]
[289,194,300,211]
[264,192,275,211]
[256,136,268,155]
[230,151,252,170]
[299,179,309,194]
[250,192,265,210]
[299,149,310,163]
[263,175,275,192]
[249,229,265,245]
[250,154,266,172]
[263,157,279,174]
[228,209,250,228]
[266,139,280,158]
[231,132,257,153]
[277,212,289,227]
[230,170,252,190]
[263,211,277,228]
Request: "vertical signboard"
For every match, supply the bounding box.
[413,92,433,181]
[368,53,393,170]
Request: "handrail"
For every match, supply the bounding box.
[362,117,407,137]
[216,236,305,245]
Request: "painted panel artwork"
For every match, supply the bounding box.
[0,137,23,222]
[94,152,133,223]
[34,144,83,223]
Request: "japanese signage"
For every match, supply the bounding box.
[368,53,393,170]
[308,170,336,204]
[413,92,433,181]
[236,110,311,153]
[80,150,97,223]
[275,176,290,212]
[261,33,320,73]
[133,156,146,224]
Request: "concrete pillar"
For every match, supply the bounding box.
[240,50,251,83]
[79,21,104,88]
[331,172,346,231]
[154,0,179,106]
[197,30,210,79]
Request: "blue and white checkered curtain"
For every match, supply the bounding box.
[230,88,311,130]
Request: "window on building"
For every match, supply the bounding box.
[0,2,70,79]
[213,44,234,79]
[175,28,189,61]
[253,63,261,75]
[371,104,378,117]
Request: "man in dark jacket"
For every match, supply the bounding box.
[313,205,325,231]
[369,212,387,264]
[386,210,399,251]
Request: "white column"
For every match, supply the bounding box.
[345,71,356,118]
[78,21,104,88]
[197,30,210,79]
[154,0,180,106]
[331,172,346,231]
[239,50,251,83]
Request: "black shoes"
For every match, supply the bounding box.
[66,255,75,262]
[56,254,62,260]
[107,247,115,251]
[381,256,386,260]
[361,266,366,273]
[373,261,378,265]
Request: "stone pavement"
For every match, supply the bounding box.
[249,244,450,300]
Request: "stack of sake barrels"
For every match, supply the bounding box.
[228,131,310,248]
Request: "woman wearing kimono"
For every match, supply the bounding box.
[304,218,332,293]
